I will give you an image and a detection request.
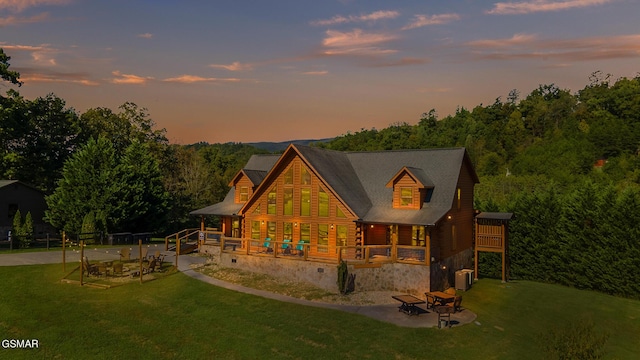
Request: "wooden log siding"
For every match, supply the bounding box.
[241,157,358,260]
[234,177,254,204]
[391,173,423,209]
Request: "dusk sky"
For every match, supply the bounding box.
[2,0,639,144]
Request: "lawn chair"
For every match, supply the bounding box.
[435,305,453,328]
[262,238,272,253]
[152,251,165,271]
[282,239,292,255]
[119,248,131,262]
[140,247,149,261]
[295,241,305,256]
[444,287,457,296]
[425,292,437,309]
[142,258,156,275]
[97,263,107,277]
[112,262,124,277]
[450,296,463,313]
[82,256,100,277]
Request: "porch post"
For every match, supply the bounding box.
[425,229,431,266]
[391,224,398,261]
[200,216,205,231]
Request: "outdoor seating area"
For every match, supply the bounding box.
[391,289,467,328]
[79,248,168,282]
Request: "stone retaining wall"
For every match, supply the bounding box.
[199,244,476,295]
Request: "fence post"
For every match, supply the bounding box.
[80,240,84,286]
[139,239,143,284]
[62,231,66,272]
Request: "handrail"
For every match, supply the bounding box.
[171,228,431,266]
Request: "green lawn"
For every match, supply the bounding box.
[0,264,638,359]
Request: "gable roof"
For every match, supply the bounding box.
[0,180,45,194]
[0,180,19,188]
[385,166,435,189]
[192,145,479,226]
[346,147,473,225]
[191,154,279,217]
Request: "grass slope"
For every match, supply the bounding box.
[0,264,638,359]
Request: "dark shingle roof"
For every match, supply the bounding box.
[191,189,243,216]
[191,154,279,216]
[0,180,19,188]
[345,147,468,225]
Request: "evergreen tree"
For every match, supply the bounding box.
[45,137,121,234]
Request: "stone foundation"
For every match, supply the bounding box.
[199,244,475,295]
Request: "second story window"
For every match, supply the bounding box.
[301,167,311,185]
[239,186,249,202]
[267,186,277,215]
[283,188,293,216]
[400,187,413,206]
[301,188,310,216]
[284,167,293,184]
[318,187,329,217]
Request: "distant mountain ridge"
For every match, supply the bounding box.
[247,138,333,152]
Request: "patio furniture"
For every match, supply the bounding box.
[140,247,149,261]
[112,262,124,276]
[282,239,292,255]
[262,238,272,253]
[83,256,100,277]
[435,305,453,328]
[427,291,455,306]
[392,294,426,316]
[119,248,131,262]
[445,287,457,295]
[97,263,108,277]
[425,292,437,309]
[152,251,165,270]
[142,258,156,275]
[295,241,305,256]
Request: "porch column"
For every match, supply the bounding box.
[425,229,431,266]
[200,216,205,231]
[391,224,398,261]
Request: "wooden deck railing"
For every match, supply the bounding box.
[476,234,503,249]
[192,230,430,266]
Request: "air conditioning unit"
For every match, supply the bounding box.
[455,269,474,291]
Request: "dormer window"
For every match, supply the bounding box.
[386,166,434,210]
[400,187,413,207]
[239,186,249,202]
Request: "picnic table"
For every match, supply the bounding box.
[428,291,455,305]
[392,294,426,316]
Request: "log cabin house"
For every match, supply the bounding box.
[190,144,479,294]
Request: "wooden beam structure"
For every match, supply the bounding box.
[474,212,513,283]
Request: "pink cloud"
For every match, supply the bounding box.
[402,13,461,30]
[486,0,613,15]
[209,61,253,71]
[310,10,399,26]
[0,0,71,13]
[162,75,241,83]
[321,29,398,56]
[110,70,153,84]
[465,33,640,62]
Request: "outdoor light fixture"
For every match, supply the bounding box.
[261,220,265,225]
[370,224,374,228]
[294,222,297,226]
[330,224,334,229]
[447,215,452,220]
